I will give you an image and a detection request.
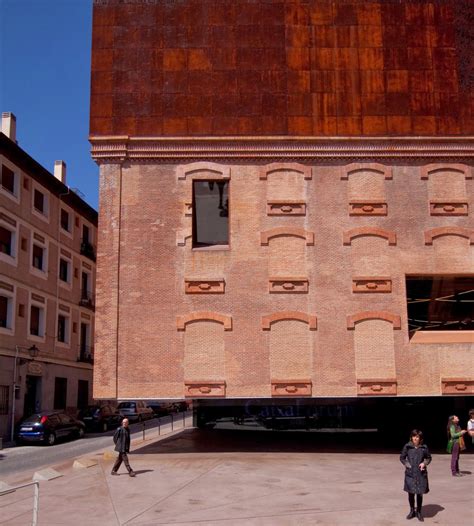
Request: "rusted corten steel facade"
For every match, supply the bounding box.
[90,0,473,402]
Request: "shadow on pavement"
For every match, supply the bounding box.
[133,428,421,455]
[422,504,445,518]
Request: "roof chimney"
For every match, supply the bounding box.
[2,112,17,142]
[54,160,67,184]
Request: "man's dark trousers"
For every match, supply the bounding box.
[112,452,132,473]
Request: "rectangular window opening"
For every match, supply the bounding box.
[60,209,70,231]
[54,377,67,410]
[406,275,474,339]
[1,165,15,194]
[32,244,44,270]
[30,304,44,337]
[0,225,13,256]
[192,180,229,247]
[0,295,12,329]
[59,258,69,282]
[34,189,45,213]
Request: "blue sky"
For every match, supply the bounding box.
[1,0,98,209]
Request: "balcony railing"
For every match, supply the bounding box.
[78,345,94,364]
[80,239,96,262]
[80,289,95,310]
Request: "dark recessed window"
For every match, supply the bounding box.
[406,275,474,338]
[0,295,10,329]
[60,209,70,231]
[59,258,69,282]
[34,189,45,213]
[0,226,13,256]
[1,165,15,194]
[57,315,67,343]
[30,305,42,336]
[32,244,44,270]
[192,180,229,247]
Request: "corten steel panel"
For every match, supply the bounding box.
[90,0,474,136]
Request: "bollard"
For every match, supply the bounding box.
[158,417,161,436]
[171,413,174,431]
[142,421,145,441]
[183,410,185,427]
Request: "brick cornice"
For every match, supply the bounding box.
[89,136,474,163]
[177,312,232,331]
[347,311,401,329]
[343,227,397,246]
[262,311,317,330]
[261,227,314,246]
[424,227,474,245]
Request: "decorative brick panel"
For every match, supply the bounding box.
[421,164,472,180]
[177,162,230,181]
[267,201,306,216]
[349,201,387,216]
[262,311,317,330]
[352,277,392,293]
[177,312,232,331]
[184,381,226,398]
[441,378,474,395]
[271,379,312,397]
[357,378,397,396]
[343,227,397,246]
[261,227,314,246]
[269,277,309,294]
[347,311,401,329]
[424,227,474,245]
[259,163,312,180]
[341,163,392,180]
[185,279,225,294]
[429,201,468,216]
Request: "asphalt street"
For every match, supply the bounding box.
[0,412,190,478]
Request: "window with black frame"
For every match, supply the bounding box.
[406,275,474,338]
[192,180,229,247]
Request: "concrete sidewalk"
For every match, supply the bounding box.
[1,428,473,525]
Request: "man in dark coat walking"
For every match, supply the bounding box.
[111,418,136,477]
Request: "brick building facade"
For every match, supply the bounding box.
[0,114,97,440]
[90,1,473,419]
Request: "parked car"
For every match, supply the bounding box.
[117,401,153,422]
[147,402,177,417]
[16,411,85,446]
[78,404,122,432]
[172,401,189,413]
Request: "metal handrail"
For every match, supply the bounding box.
[0,480,39,525]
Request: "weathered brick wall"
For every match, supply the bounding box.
[93,160,473,399]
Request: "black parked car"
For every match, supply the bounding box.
[78,404,122,432]
[16,411,85,446]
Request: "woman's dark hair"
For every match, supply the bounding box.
[447,415,458,437]
[410,429,424,443]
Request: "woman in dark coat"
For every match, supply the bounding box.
[400,429,431,522]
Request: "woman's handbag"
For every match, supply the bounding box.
[459,435,466,451]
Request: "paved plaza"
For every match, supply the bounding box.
[1,428,473,525]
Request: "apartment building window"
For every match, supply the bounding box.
[0,385,9,415]
[34,189,45,213]
[57,314,70,344]
[407,275,474,339]
[192,180,229,247]
[30,303,45,337]
[1,164,17,196]
[59,258,70,283]
[32,244,45,271]
[60,209,70,232]
[0,225,15,256]
[0,294,13,329]
[54,377,67,410]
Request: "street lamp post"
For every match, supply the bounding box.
[10,345,40,443]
